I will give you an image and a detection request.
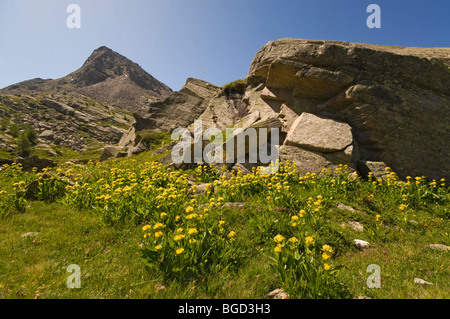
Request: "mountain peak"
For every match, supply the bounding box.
[1,46,172,113]
[65,47,171,94]
[95,45,113,52]
[72,47,135,86]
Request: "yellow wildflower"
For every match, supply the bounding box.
[274,234,285,243]
[185,206,194,213]
[322,252,332,260]
[274,244,282,253]
[324,263,332,271]
[154,231,163,238]
[155,245,162,250]
[322,245,333,253]
[188,228,198,235]
[305,236,315,246]
[321,245,334,260]
[176,248,184,255]
[174,234,185,241]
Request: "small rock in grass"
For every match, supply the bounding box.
[197,203,210,211]
[426,244,450,251]
[267,288,289,299]
[335,202,367,215]
[222,172,233,180]
[414,278,433,286]
[232,163,252,175]
[193,183,213,194]
[187,180,196,187]
[222,202,245,209]
[354,239,370,249]
[348,221,364,232]
[21,232,40,238]
[336,202,356,212]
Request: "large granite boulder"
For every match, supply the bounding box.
[246,38,450,180]
[284,112,353,153]
[279,112,356,173]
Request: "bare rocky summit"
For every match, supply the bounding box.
[1,46,172,113]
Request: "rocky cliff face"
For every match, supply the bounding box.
[244,39,450,180]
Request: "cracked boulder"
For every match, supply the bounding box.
[285,113,353,153]
[280,112,356,173]
[247,38,450,180]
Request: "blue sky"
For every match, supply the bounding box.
[0,0,449,91]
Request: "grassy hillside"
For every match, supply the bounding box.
[0,157,448,299]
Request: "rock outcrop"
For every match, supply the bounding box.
[115,39,450,179]
[246,38,450,180]
[134,78,219,133]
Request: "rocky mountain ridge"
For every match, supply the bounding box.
[0,46,172,162]
[1,46,172,113]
